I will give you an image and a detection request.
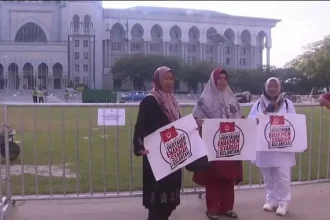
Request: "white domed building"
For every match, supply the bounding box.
[0,1,280,91]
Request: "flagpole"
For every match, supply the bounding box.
[45,56,49,89]
[19,58,22,90]
[4,55,6,92]
[13,56,16,90]
[50,58,53,90]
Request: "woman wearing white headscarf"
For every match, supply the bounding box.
[248,77,296,216]
[193,68,243,220]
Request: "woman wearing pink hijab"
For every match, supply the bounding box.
[133,66,181,220]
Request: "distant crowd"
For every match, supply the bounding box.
[32,88,74,103]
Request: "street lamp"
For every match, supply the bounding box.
[106,21,110,68]
[125,18,129,54]
[105,22,111,90]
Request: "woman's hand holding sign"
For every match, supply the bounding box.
[195,119,204,133]
[139,149,149,155]
[196,119,204,127]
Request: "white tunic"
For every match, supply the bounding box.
[248,98,296,168]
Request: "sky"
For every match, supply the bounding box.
[102,1,330,68]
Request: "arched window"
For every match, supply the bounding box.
[131,24,143,38]
[73,15,80,31]
[169,25,182,40]
[83,15,91,31]
[14,22,47,43]
[150,24,163,39]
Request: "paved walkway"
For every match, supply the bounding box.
[8,182,330,220]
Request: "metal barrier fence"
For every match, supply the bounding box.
[0,89,324,104]
[0,102,329,218]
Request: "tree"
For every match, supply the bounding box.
[229,66,309,94]
[230,66,275,94]
[181,62,214,93]
[111,52,315,94]
[273,67,312,94]
[111,54,152,90]
[286,34,330,87]
[111,54,182,90]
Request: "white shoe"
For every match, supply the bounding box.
[263,203,277,211]
[276,205,288,216]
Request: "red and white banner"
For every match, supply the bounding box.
[256,113,307,152]
[202,119,257,161]
[144,114,207,181]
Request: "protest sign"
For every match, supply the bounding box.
[97,108,125,126]
[202,119,257,161]
[256,113,307,152]
[144,114,207,181]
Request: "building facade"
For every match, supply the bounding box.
[0,1,280,91]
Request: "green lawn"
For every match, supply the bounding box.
[1,105,329,196]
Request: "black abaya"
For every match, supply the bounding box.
[133,95,182,220]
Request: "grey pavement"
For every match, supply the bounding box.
[7,182,330,220]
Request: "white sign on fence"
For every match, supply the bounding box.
[97,108,126,126]
[202,119,257,161]
[256,113,307,152]
[144,114,207,181]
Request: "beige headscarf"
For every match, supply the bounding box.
[193,68,242,119]
[149,66,180,122]
[259,77,285,112]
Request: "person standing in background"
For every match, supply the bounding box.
[64,89,69,103]
[32,88,38,103]
[37,89,44,103]
[43,88,48,103]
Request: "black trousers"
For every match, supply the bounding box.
[148,207,172,220]
[33,96,38,103]
[39,97,44,103]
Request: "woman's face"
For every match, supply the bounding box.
[266,80,280,97]
[216,73,228,91]
[160,71,175,93]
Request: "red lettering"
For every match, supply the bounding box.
[165,135,189,163]
[271,135,291,143]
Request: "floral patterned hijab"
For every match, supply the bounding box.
[193,68,242,119]
[149,66,180,122]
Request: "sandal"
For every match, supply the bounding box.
[206,212,219,220]
[222,210,238,219]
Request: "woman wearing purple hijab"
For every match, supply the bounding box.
[133,66,182,220]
